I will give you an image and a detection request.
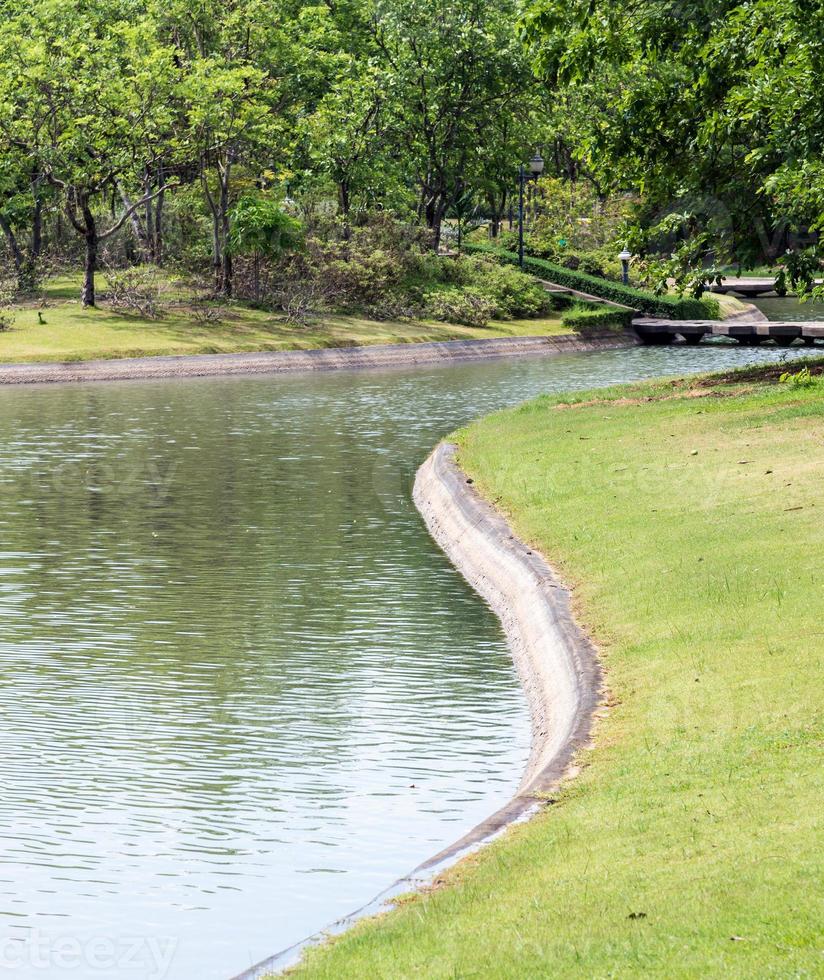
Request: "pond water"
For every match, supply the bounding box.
[751,295,824,321]
[0,342,812,979]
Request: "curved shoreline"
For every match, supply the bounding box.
[0,333,633,386]
[233,442,602,978]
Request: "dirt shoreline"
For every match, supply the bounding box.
[232,442,602,979]
[0,332,633,386]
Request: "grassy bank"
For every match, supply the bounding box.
[0,277,567,364]
[286,361,823,978]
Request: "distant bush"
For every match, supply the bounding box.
[104,265,168,318]
[546,291,574,311]
[0,280,15,331]
[324,249,405,309]
[425,287,497,327]
[462,256,552,318]
[277,219,433,318]
[496,233,614,277]
[267,218,557,326]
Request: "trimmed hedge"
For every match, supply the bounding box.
[465,242,720,321]
[562,303,634,335]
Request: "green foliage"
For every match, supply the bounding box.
[228,196,303,259]
[546,291,574,311]
[505,178,635,275]
[782,247,822,299]
[275,220,555,323]
[465,243,720,320]
[561,302,633,335]
[779,366,815,388]
[498,231,623,280]
[0,279,15,331]
[524,0,824,268]
[422,255,552,325]
[424,287,498,327]
[462,257,552,318]
[637,224,727,299]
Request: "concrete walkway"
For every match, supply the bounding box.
[633,317,824,346]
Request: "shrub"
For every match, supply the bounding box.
[424,287,497,327]
[562,302,634,335]
[464,256,552,318]
[464,243,720,320]
[0,280,15,331]
[281,220,432,318]
[323,249,404,309]
[189,300,228,325]
[103,265,167,318]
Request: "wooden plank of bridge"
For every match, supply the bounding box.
[632,317,824,345]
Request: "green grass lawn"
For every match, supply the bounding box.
[285,361,824,978]
[713,292,751,317]
[0,276,566,364]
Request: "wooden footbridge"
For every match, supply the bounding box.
[632,318,824,347]
[538,275,824,347]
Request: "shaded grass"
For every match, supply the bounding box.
[713,292,752,317]
[0,277,566,364]
[285,364,824,978]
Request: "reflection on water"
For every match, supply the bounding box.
[752,295,824,321]
[0,342,812,978]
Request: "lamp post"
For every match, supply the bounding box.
[619,248,632,286]
[518,152,545,269]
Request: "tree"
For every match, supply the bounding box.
[166,0,332,297]
[306,67,394,236]
[524,0,824,267]
[0,0,179,305]
[227,195,303,300]
[0,149,46,291]
[370,0,536,249]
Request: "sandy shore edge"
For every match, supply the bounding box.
[0,333,633,386]
[232,443,602,979]
[414,443,602,800]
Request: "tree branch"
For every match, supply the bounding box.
[99,183,175,241]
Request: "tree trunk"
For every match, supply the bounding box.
[338,182,352,241]
[222,249,233,298]
[486,188,505,238]
[153,184,165,266]
[426,195,447,252]
[202,167,223,294]
[0,212,25,285]
[219,162,232,298]
[211,212,222,292]
[81,200,98,308]
[118,182,152,262]
[31,196,42,259]
[82,237,97,307]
